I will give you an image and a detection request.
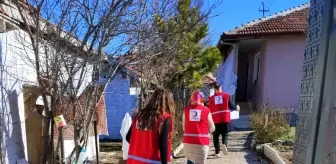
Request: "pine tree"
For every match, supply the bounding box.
[154,0,222,89]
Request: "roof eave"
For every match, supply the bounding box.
[220,31,306,41]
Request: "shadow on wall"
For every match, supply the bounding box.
[1,90,25,163]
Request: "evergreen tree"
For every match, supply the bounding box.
[154,0,222,89]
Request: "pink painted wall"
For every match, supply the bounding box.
[255,43,266,109]
[256,36,306,109]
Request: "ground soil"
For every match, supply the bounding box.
[98,152,124,164]
[272,145,294,164]
[96,135,182,164]
[89,142,124,164]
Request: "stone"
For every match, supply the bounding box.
[263,144,286,164]
[101,159,109,163]
[108,152,117,157]
[294,1,327,164]
[250,138,256,149]
[272,140,283,146]
[256,144,263,154]
[283,139,294,146]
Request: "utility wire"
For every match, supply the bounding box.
[269,0,277,7]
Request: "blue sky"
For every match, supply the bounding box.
[205,0,309,45]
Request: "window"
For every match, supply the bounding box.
[253,52,261,84]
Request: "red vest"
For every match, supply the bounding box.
[183,105,210,145]
[127,112,172,164]
[209,92,230,123]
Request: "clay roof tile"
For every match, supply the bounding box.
[221,3,309,39]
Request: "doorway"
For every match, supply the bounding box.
[236,52,249,102]
[23,85,43,164]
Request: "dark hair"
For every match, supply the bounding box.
[204,100,209,107]
[137,86,175,133]
[214,83,221,90]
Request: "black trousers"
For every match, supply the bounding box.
[213,122,230,154]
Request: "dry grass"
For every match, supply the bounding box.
[90,143,123,164]
[100,142,122,152]
[250,108,291,144]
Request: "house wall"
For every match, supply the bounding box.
[257,36,305,110]
[52,122,100,161]
[61,136,98,162]
[100,74,137,140]
[246,52,257,100]
[0,29,35,164]
[25,110,43,164]
[254,43,267,110]
[0,28,95,163]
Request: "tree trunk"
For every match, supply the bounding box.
[40,117,51,164]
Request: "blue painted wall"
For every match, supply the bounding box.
[100,74,137,140]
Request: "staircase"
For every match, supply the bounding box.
[231,101,252,130]
[236,101,253,115]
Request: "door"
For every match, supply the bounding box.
[236,53,249,101]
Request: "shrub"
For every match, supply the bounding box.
[250,109,291,143]
[280,127,296,141]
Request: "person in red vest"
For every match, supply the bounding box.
[126,86,175,164]
[208,83,239,157]
[183,91,215,164]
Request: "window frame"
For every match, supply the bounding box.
[253,52,261,84]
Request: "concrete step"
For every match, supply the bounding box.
[230,115,251,130]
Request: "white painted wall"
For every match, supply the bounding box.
[63,136,99,162]
[0,29,34,164]
[0,27,95,163]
